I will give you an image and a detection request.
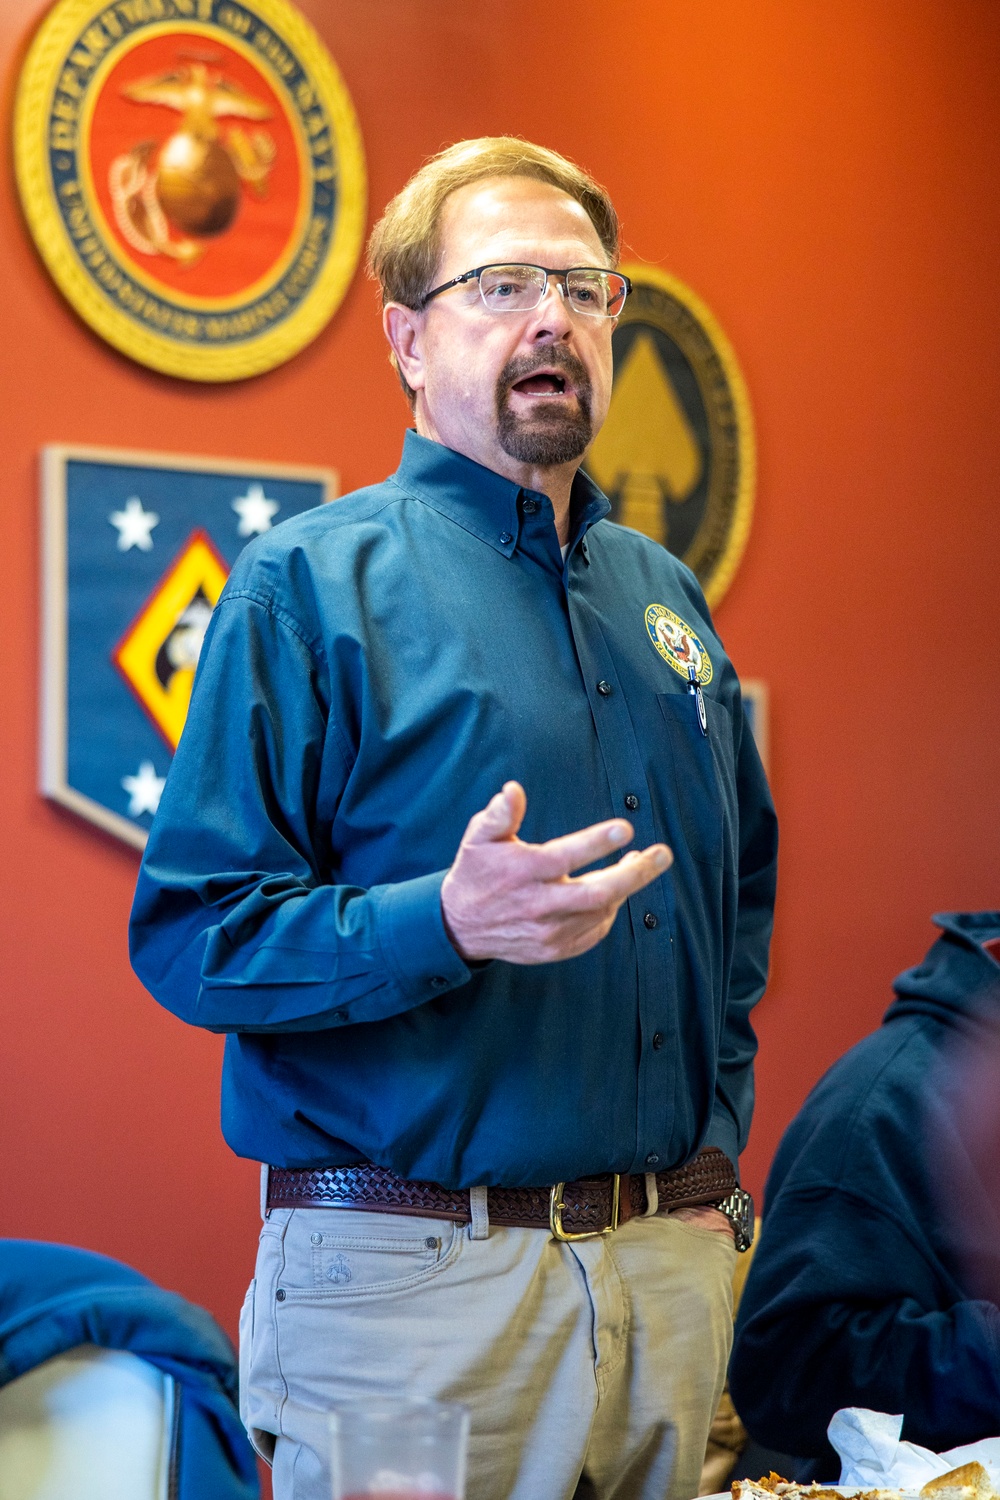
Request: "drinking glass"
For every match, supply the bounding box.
[330,1398,469,1500]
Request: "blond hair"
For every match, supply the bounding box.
[366,136,620,404]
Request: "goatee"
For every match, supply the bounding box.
[496,349,593,467]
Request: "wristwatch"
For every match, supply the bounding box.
[713,1187,755,1252]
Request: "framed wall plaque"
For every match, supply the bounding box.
[41,443,336,848]
[15,0,366,381]
[586,263,756,608]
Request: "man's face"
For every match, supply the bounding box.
[395,177,616,486]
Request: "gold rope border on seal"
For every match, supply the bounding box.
[14,0,367,383]
[616,262,756,610]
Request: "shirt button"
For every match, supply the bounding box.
[499,531,513,545]
[521,497,539,513]
[430,975,448,989]
[596,680,612,696]
[624,794,639,811]
[333,1008,348,1022]
[643,911,658,930]
[652,1032,664,1050]
[645,1153,660,1167]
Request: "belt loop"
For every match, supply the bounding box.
[643,1172,659,1216]
[260,1164,270,1221]
[468,1185,490,1240]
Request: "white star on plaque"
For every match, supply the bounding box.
[232,482,280,537]
[121,761,166,818]
[109,496,159,551]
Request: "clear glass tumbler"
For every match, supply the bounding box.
[330,1398,470,1500]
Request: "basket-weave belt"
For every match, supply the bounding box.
[266,1147,735,1235]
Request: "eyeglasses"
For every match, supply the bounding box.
[420,263,631,319]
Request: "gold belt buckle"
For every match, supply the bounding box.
[549,1174,621,1241]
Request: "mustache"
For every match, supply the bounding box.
[496,347,593,404]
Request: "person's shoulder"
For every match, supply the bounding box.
[222,477,408,594]
[589,516,688,566]
[806,1014,935,1118]
[767,1016,933,1196]
[250,478,404,555]
[587,518,707,602]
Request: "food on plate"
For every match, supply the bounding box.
[920,1464,997,1500]
[731,1477,888,1500]
[731,1464,999,1500]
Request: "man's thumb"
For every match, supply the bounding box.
[464,781,526,845]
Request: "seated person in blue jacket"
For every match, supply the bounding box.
[0,1239,257,1499]
[730,911,1000,1476]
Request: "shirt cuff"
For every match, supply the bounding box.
[703,1107,741,1182]
[372,869,472,1001]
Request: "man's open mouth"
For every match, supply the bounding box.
[510,370,572,397]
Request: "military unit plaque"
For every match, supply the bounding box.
[586,264,755,608]
[41,444,335,849]
[15,0,366,381]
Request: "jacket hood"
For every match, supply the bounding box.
[887,911,1000,1029]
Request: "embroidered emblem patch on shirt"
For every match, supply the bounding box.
[645,604,713,685]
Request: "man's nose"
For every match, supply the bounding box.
[528,277,574,338]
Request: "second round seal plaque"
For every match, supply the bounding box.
[15,0,367,381]
[585,264,755,608]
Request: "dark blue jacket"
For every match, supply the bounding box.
[730,912,1000,1463]
[0,1240,258,1499]
[130,433,777,1186]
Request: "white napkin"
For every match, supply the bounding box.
[828,1409,1000,1489]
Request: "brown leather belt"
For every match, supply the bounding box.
[266,1147,735,1240]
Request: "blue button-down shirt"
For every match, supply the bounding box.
[130,432,777,1189]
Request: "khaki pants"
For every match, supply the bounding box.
[240,1200,736,1500]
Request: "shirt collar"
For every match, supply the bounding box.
[390,430,610,557]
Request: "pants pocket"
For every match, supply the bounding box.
[278,1209,464,1302]
[309,1224,450,1292]
[239,1275,277,1464]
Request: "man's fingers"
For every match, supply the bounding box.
[462,781,527,847]
[545,844,673,913]
[530,818,635,880]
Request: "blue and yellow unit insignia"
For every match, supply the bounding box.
[114,527,230,751]
[40,444,335,850]
[645,604,713,686]
[14,0,366,381]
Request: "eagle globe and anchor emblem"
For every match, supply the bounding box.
[108,58,278,266]
[14,0,367,381]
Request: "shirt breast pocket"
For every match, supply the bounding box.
[656,691,737,869]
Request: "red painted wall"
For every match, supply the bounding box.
[3,0,999,1357]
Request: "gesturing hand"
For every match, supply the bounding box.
[440,781,673,965]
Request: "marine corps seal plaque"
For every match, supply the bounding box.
[15,0,366,381]
[585,265,755,608]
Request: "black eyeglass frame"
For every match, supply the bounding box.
[419,263,632,316]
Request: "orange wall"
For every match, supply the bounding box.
[3,0,999,1345]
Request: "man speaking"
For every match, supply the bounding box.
[130,137,778,1500]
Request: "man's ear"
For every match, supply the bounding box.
[383,303,426,395]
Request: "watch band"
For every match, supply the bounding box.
[714,1186,755,1252]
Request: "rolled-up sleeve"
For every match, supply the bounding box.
[129,589,470,1034]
